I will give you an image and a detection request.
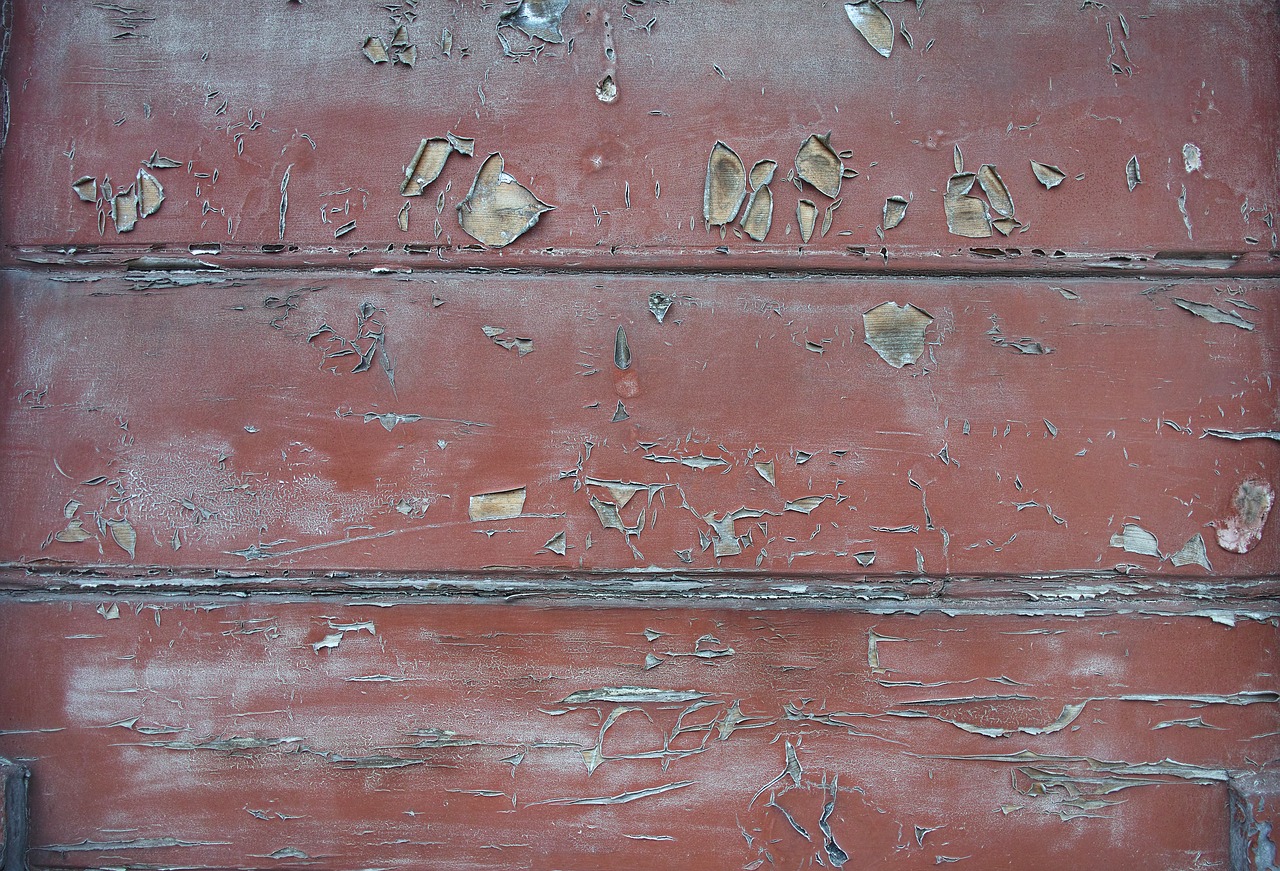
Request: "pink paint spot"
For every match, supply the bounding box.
[1214,479,1274,554]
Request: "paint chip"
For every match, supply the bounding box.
[483,326,534,355]
[543,531,568,555]
[883,196,909,230]
[54,521,93,544]
[362,36,390,63]
[1215,479,1273,554]
[312,633,343,652]
[363,412,421,432]
[596,74,618,103]
[797,199,818,243]
[136,169,163,217]
[72,176,97,203]
[402,138,455,197]
[1030,160,1066,189]
[144,150,183,170]
[944,173,990,238]
[107,519,136,559]
[740,185,773,241]
[754,461,776,486]
[649,292,673,323]
[785,496,828,514]
[561,686,706,704]
[704,141,747,227]
[457,153,554,248]
[750,159,778,189]
[1109,523,1159,558]
[1171,298,1253,331]
[469,487,527,521]
[976,165,1014,218]
[862,301,934,368]
[1182,143,1202,173]
[614,326,632,370]
[395,44,417,66]
[844,1,894,57]
[1169,533,1212,572]
[795,134,844,198]
[1126,155,1142,191]
[500,0,570,43]
[111,187,139,233]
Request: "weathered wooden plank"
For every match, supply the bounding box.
[1,2,1277,867]
[1,1,1276,273]
[1,268,1275,585]
[0,756,29,871]
[0,596,1275,869]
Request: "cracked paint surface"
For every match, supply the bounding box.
[0,600,1278,869]
[0,272,1275,581]
[0,2,1277,269]
[0,0,1278,867]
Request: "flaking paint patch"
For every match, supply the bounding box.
[1172,297,1254,330]
[402,138,459,197]
[844,1,894,57]
[795,134,845,199]
[741,185,774,241]
[862,302,933,368]
[704,141,747,227]
[1182,143,1202,173]
[882,196,909,230]
[943,173,990,238]
[500,0,570,43]
[796,199,818,243]
[469,487,527,522]
[1030,160,1066,189]
[457,154,553,248]
[1169,533,1212,571]
[1109,523,1160,558]
[1215,480,1274,554]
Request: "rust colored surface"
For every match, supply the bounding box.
[1,0,1278,867]
[0,598,1278,869]
[0,1,1277,275]
[0,269,1277,587]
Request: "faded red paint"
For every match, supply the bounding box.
[0,270,1277,583]
[0,2,1277,273]
[1,599,1278,869]
[1,0,1278,867]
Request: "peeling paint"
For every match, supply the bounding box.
[862,302,933,368]
[1215,480,1274,554]
[457,154,553,247]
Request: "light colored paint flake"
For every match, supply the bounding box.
[862,302,934,368]
[1182,143,1202,173]
[1109,523,1159,558]
[468,487,527,521]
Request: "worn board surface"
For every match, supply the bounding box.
[0,268,1277,588]
[1,598,1278,870]
[1,0,1278,868]
[0,1,1277,273]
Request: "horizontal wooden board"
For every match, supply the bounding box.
[1,267,1275,585]
[1,597,1276,869]
[1,1,1277,274]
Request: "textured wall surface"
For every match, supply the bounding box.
[0,1,1276,868]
